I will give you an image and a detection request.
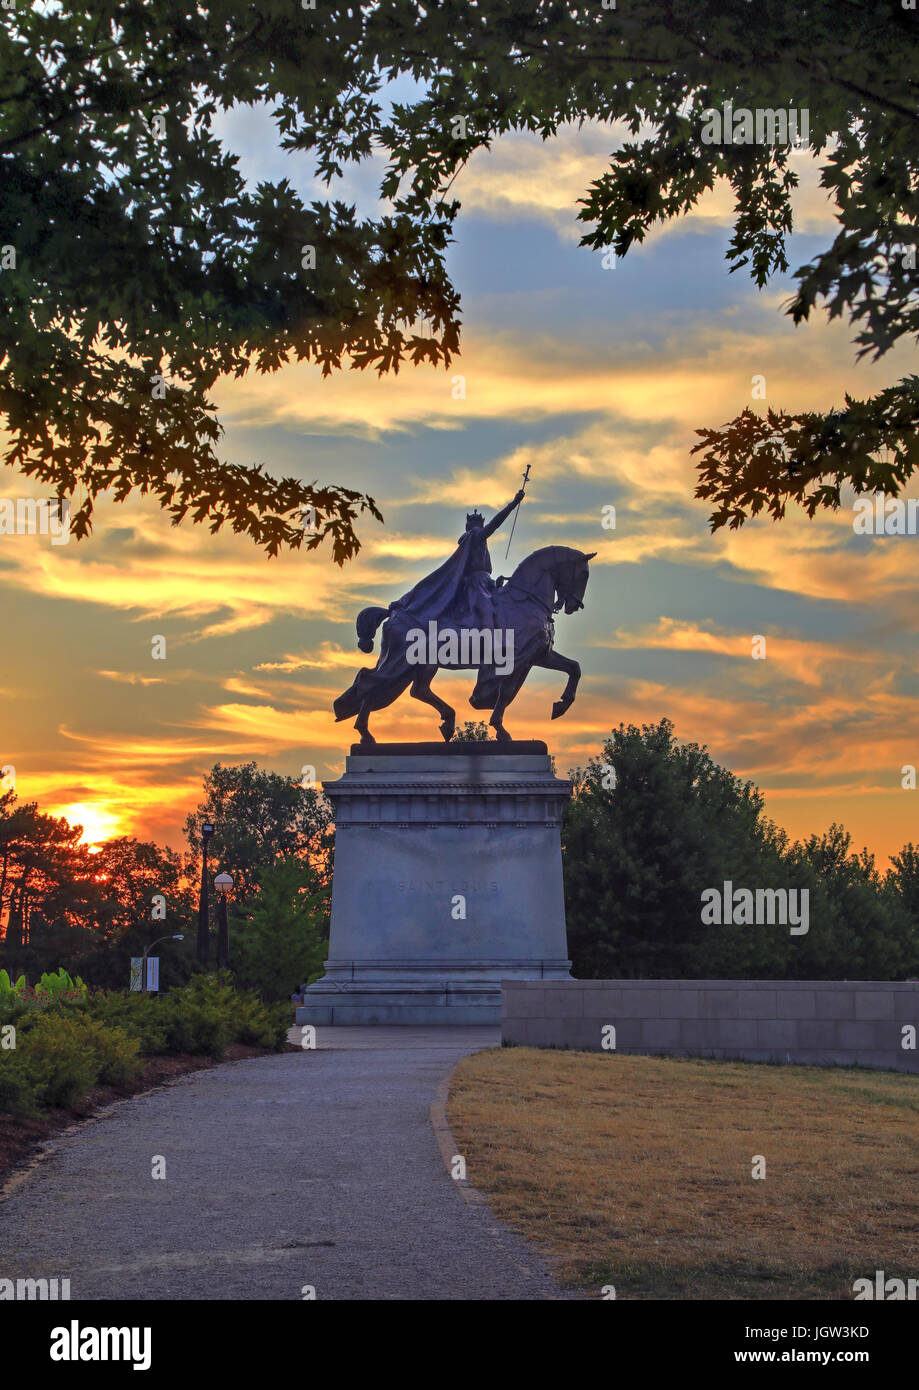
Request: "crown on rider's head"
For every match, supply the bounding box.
[465,510,484,530]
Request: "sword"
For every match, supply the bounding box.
[503,463,531,560]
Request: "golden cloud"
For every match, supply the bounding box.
[452,123,839,244]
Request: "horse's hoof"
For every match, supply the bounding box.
[494,726,511,743]
[359,733,376,746]
[551,700,568,720]
[439,720,455,743]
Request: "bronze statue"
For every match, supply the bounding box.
[334,486,594,744]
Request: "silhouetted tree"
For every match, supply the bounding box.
[4,4,916,549]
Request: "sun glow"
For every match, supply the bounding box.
[57,802,123,848]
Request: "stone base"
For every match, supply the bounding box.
[348,740,549,756]
[296,984,502,1026]
[297,959,572,1026]
[300,746,573,1026]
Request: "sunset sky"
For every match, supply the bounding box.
[2,107,917,864]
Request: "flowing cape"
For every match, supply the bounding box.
[391,533,476,623]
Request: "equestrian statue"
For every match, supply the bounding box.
[333,473,594,744]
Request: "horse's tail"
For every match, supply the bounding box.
[356,605,389,654]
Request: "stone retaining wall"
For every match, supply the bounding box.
[501,980,919,1072]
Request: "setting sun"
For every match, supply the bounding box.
[56,802,123,848]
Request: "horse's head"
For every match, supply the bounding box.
[507,545,595,615]
[554,549,596,614]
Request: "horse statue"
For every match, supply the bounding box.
[334,544,595,744]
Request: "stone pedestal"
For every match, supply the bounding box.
[296,742,572,1025]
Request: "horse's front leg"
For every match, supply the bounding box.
[536,650,581,720]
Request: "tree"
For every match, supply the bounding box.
[60,835,195,991]
[791,825,918,981]
[0,771,334,986]
[887,843,919,976]
[4,3,916,551]
[563,719,794,978]
[229,858,329,1000]
[184,762,333,900]
[0,795,85,953]
[0,789,196,985]
[563,720,919,980]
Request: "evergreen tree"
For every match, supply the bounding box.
[229,858,329,1001]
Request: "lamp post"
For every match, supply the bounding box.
[197,822,215,964]
[142,934,184,993]
[215,872,233,970]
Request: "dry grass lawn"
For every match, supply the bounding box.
[446,1048,919,1299]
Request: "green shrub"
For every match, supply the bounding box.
[0,1012,141,1116]
[0,977,286,1117]
[231,995,289,1049]
[161,1003,228,1057]
[82,991,169,1054]
[83,1018,142,1086]
[157,981,229,1057]
[0,996,46,1031]
[152,974,287,1053]
[14,1014,102,1108]
[85,987,235,1059]
[0,1054,39,1118]
[184,975,288,1050]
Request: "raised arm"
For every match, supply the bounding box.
[482,489,525,538]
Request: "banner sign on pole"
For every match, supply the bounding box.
[130,958,143,992]
[145,956,159,992]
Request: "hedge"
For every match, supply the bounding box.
[0,976,289,1118]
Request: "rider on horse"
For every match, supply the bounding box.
[389,488,525,631]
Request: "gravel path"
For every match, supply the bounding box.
[0,1026,567,1300]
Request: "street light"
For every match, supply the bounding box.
[142,934,184,993]
[215,872,234,970]
[197,822,215,964]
